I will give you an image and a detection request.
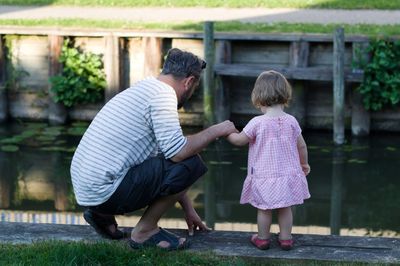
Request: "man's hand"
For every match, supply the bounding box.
[213,120,238,137]
[179,193,210,236]
[184,208,211,236]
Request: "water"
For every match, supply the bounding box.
[0,122,399,237]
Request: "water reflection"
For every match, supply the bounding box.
[0,122,399,237]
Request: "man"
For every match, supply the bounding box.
[71,48,237,250]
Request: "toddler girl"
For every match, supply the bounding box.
[227,70,310,251]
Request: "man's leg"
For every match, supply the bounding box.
[131,190,187,248]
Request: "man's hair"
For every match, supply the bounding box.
[251,70,292,108]
[161,48,206,80]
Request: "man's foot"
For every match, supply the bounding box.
[250,234,270,250]
[130,227,189,250]
[83,209,124,239]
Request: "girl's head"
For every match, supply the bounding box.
[251,70,292,108]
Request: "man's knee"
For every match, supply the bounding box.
[159,154,208,196]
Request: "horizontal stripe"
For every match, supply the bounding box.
[71,77,186,206]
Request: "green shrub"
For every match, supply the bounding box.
[356,38,400,111]
[50,38,106,107]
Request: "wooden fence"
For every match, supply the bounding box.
[0,25,399,138]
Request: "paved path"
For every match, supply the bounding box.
[1,222,400,263]
[0,5,399,25]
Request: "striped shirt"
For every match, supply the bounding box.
[70,77,187,206]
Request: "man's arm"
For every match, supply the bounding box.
[179,193,210,235]
[171,120,237,162]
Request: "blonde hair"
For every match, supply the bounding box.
[251,70,292,108]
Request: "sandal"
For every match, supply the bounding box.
[83,209,124,240]
[129,227,190,251]
[250,234,270,250]
[278,238,294,251]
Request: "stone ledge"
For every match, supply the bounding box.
[0,222,399,264]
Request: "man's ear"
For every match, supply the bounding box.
[184,76,195,90]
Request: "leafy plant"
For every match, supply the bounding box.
[356,38,400,111]
[50,38,106,107]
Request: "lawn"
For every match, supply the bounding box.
[0,19,399,37]
[0,0,399,9]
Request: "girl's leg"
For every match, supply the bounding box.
[257,209,272,239]
[277,207,293,240]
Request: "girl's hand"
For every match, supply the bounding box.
[302,164,311,176]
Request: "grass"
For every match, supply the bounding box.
[1,19,400,37]
[0,241,376,265]
[0,0,399,9]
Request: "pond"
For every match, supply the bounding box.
[0,122,399,238]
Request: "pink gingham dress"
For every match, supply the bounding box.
[240,113,310,210]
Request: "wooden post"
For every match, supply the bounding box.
[48,35,68,125]
[288,41,309,127]
[333,27,345,145]
[104,35,121,103]
[351,42,370,136]
[203,21,215,128]
[214,40,231,123]
[0,34,8,123]
[142,37,163,78]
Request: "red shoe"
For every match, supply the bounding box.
[250,234,270,250]
[278,238,294,250]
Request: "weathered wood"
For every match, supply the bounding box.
[203,21,215,127]
[333,27,345,145]
[287,41,309,127]
[104,35,121,102]
[351,42,370,136]
[232,42,289,64]
[0,222,399,264]
[0,27,377,43]
[48,35,67,125]
[214,40,231,122]
[0,35,8,122]
[142,37,163,78]
[215,64,363,82]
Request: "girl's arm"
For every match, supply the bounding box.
[297,134,310,175]
[227,131,249,146]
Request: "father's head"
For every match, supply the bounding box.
[161,48,206,108]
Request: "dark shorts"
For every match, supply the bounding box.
[89,154,208,215]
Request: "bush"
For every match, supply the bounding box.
[50,38,106,107]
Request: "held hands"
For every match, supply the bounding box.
[184,208,211,236]
[302,163,311,176]
[214,120,238,137]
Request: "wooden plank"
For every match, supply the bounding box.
[351,42,370,136]
[333,27,345,145]
[287,41,309,127]
[142,37,163,78]
[203,21,215,127]
[171,39,204,58]
[215,64,363,82]
[104,35,121,102]
[309,43,353,67]
[48,35,67,125]
[0,27,377,42]
[232,42,289,64]
[0,34,8,122]
[214,40,232,122]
